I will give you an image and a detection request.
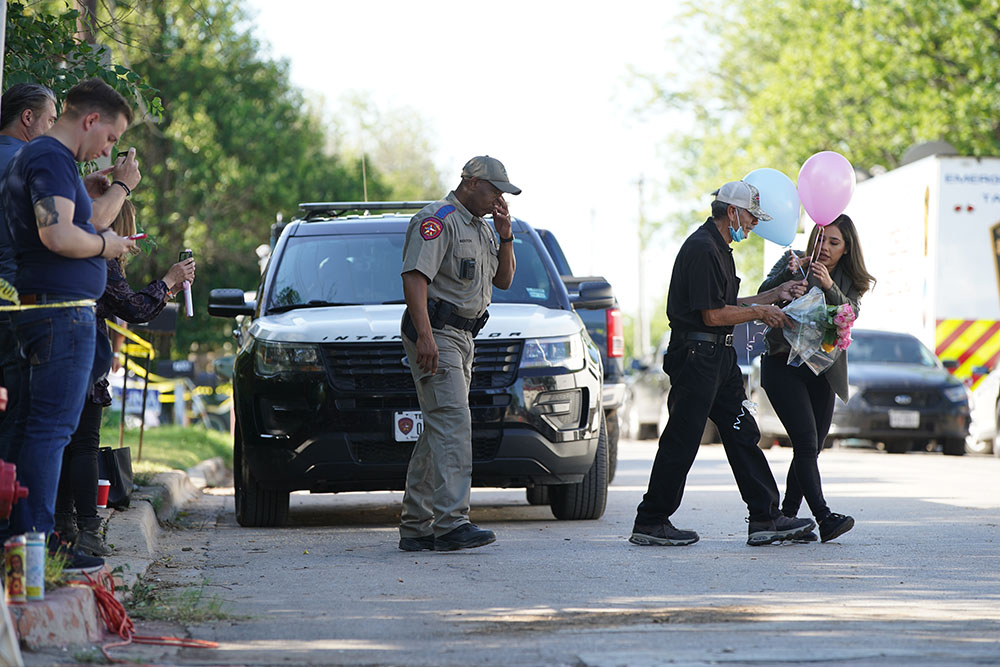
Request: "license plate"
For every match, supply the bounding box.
[393,411,424,442]
[888,410,920,429]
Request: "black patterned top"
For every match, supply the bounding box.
[92,259,170,405]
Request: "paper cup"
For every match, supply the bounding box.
[97,479,111,509]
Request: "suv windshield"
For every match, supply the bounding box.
[266,232,561,311]
[848,333,938,367]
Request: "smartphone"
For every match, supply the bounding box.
[179,249,194,262]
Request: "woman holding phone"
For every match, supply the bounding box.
[756,214,875,543]
[54,199,195,556]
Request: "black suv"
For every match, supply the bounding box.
[209,202,613,526]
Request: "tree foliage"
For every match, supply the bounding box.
[9,0,391,353]
[3,2,162,123]
[642,0,1000,288]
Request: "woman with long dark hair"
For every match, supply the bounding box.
[55,200,195,556]
[757,214,875,542]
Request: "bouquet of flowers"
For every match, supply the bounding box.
[781,286,856,374]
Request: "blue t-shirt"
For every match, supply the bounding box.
[0,135,27,284]
[1,136,105,299]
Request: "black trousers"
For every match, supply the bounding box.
[636,339,780,525]
[55,399,103,519]
[760,354,835,521]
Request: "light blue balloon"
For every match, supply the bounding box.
[744,168,800,246]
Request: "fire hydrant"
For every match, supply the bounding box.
[0,460,28,520]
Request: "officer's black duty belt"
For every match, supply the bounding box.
[677,331,734,347]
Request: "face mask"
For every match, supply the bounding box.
[729,209,746,243]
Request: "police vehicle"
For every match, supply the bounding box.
[209,202,612,527]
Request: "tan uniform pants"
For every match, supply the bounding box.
[399,325,474,537]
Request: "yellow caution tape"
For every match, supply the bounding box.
[0,277,95,310]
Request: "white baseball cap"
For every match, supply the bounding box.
[712,181,772,221]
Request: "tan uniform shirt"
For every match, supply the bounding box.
[400,192,500,319]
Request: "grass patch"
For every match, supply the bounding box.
[126,574,233,622]
[99,424,233,476]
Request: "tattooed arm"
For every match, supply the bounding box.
[35,196,134,259]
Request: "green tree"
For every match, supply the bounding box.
[3,2,162,131]
[41,0,387,352]
[640,0,1000,288]
[332,92,445,200]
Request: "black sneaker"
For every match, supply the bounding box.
[47,533,104,574]
[819,513,854,543]
[792,530,819,543]
[747,515,815,546]
[398,534,435,552]
[629,520,699,546]
[433,524,496,551]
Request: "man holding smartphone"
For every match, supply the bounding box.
[0,79,139,572]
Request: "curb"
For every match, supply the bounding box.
[7,456,228,651]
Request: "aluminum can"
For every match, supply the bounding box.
[4,535,27,604]
[25,531,45,601]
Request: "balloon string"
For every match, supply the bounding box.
[810,226,825,268]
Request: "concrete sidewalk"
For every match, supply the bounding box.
[6,457,228,652]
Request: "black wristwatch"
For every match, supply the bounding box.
[499,236,514,244]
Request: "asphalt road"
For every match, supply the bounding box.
[88,441,1000,666]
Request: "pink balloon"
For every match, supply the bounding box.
[797,151,856,226]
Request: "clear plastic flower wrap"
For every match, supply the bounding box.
[781,286,842,375]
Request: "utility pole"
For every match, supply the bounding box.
[635,176,649,360]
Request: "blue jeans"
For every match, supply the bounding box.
[9,304,96,536]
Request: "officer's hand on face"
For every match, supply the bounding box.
[493,196,512,237]
[777,279,808,302]
[416,334,439,374]
[757,304,790,328]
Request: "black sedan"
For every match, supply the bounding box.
[752,329,971,455]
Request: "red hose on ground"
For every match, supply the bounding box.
[82,570,218,663]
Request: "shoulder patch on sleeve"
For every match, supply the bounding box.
[420,217,443,240]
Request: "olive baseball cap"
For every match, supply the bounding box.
[461,156,521,195]
[712,180,772,221]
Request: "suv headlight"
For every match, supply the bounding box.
[254,340,323,377]
[943,384,969,403]
[519,334,585,372]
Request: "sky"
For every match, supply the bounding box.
[244,0,689,323]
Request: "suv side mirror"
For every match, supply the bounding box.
[572,281,615,310]
[942,359,959,370]
[208,288,255,317]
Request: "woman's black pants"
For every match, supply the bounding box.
[760,354,835,522]
[55,399,103,519]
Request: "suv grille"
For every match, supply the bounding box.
[321,340,523,392]
[862,389,941,408]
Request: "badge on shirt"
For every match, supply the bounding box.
[420,217,443,240]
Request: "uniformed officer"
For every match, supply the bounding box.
[398,156,518,552]
[630,181,816,547]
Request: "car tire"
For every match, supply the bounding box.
[606,408,619,483]
[525,487,550,505]
[549,413,608,520]
[941,438,966,456]
[884,440,910,455]
[234,422,290,527]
